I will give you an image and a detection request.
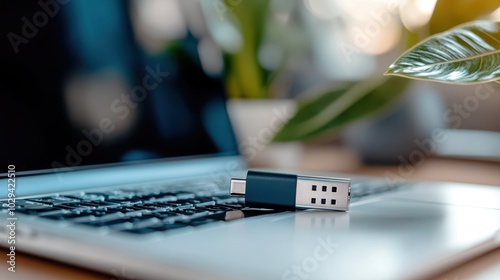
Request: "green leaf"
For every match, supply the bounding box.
[429,0,500,35]
[385,20,500,84]
[273,76,408,142]
[225,0,270,98]
[200,0,270,98]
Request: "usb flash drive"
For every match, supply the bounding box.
[230,170,351,211]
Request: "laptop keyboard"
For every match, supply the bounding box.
[1,180,401,235]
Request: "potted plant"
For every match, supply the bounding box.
[272,0,499,163]
[202,0,499,165]
[200,0,310,167]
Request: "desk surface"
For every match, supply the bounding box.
[3,145,500,280]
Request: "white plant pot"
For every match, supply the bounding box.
[227,99,303,169]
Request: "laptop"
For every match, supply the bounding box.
[1,1,500,279]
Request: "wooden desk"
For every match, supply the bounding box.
[2,146,500,280]
[0,250,108,280]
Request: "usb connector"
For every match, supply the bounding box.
[230,170,351,211]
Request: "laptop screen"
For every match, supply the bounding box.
[0,1,238,176]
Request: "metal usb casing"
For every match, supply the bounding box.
[295,176,351,211]
[230,170,351,211]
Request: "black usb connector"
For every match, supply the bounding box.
[230,170,351,211]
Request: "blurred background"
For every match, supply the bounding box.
[190,0,500,169]
[2,0,500,182]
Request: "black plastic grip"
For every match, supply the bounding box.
[245,170,297,210]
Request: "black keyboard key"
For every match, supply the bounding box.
[102,219,132,227]
[150,195,177,202]
[82,200,117,206]
[154,211,182,219]
[202,205,236,212]
[121,228,158,234]
[63,209,109,220]
[216,203,244,210]
[17,205,66,215]
[84,192,110,197]
[26,196,78,205]
[96,207,123,213]
[158,201,190,208]
[159,191,177,197]
[61,195,85,201]
[131,191,159,201]
[130,214,159,221]
[126,197,144,203]
[174,192,196,200]
[139,204,171,211]
[21,204,53,210]
[106,195,145,203]
[118,206,145,212]
[193,197,217,207]
[44,212,89,220]
[175,199,197,206]
[120,205,152,211]
[174,208,207,216]
[212,196,240,204]
[87,209,107,216]
[77,214,157,228]
[106,196,133,202]
[196,212,231,221]
[203,209,276,222]
[58,202,100,209]
[3,200,42,208]
[25,200,55,206]
[127,216,158,223]
[19,208,66,216]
